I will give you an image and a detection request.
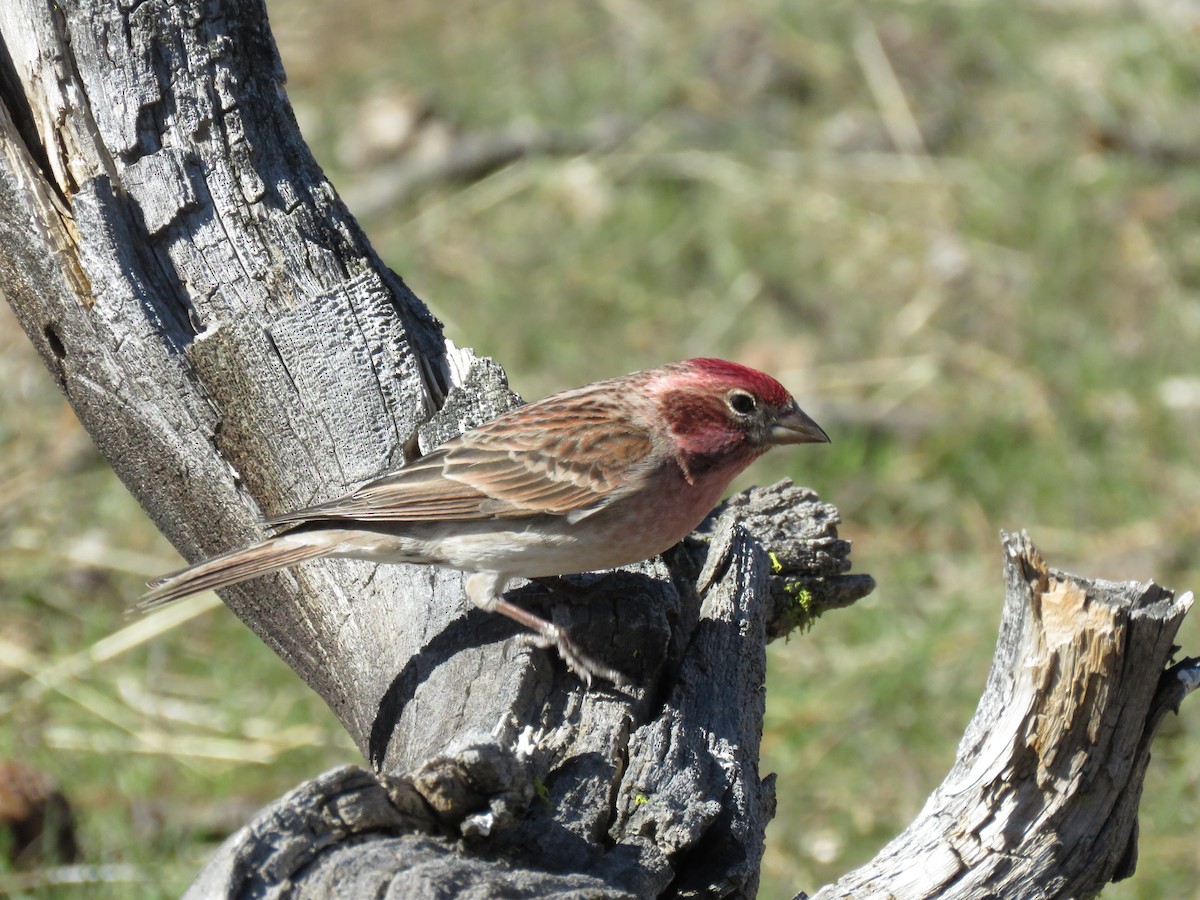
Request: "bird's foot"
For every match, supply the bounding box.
[494,598,629,687]
[518,626,630,688]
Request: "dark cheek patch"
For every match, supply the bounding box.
[663,391,717,433]
[662,391,742,456]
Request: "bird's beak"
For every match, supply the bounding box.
[769,402,830,445]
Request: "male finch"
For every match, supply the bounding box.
[141,358,829,683]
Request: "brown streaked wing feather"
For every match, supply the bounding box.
[267,382,658,526]
[264,448,487,526]
[447,388,656,514]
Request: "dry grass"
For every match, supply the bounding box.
[4,0,1200,895]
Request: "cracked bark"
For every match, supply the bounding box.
[1,2,1194,897]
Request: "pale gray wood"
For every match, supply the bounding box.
[807,532,1198,900]
[0,0,460,763]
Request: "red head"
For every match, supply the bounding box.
[648,358,828,478]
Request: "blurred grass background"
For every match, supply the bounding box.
[4,0,1200,895]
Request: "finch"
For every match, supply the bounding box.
[141,358,829,683]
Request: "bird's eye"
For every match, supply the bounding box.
[727,390,757,416]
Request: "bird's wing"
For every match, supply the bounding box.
[267,391,658,527]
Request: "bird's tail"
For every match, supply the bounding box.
[138,532,335,610]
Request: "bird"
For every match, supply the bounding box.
[140,358,829,684]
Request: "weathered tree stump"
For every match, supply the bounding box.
[810,533,1196,899]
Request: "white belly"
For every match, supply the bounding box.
[319,515,672,580]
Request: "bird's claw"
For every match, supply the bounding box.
[492,597,629,686]
[517,626,629,687]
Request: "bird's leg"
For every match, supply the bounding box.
[491,598,629,687]
[465,572,628,687]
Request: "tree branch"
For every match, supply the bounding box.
[809,533,1195,899]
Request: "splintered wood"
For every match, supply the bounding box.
[812,532,1193,900]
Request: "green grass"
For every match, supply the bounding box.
[4,0,1200,895]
